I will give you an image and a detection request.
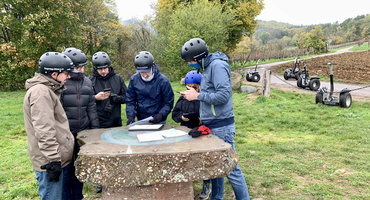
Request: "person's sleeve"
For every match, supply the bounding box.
[125,80,137,118]
[87,91,100,129]
[171,97,183,123]
[30,90,60,162]
[158,80,174,118]
[198,62,231,105]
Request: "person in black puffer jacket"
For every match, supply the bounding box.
[172,70,202,129]
[89,51,127,128]
[60,47,100,200]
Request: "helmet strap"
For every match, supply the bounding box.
[49,72,61,83]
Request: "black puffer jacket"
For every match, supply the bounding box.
[90,67,127,128]
[172,96,201,128]
[61,72,100,135]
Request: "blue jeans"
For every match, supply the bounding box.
[210,123,250,200]
[35,167,65,200]
[62,161,84,200]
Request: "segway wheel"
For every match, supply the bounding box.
[309,79,320,91]
[283,70,289,80]
[252,73,260,82]
[246,73,252,82]
[295,72,300,80]
[297,76,303,88]
[339,92,352,108]
[315,91,323,104]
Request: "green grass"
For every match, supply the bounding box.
[349,42,370,51]
[1,82,369,200]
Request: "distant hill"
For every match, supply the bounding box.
[120,18,140,25]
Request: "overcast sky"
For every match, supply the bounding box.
[116,0,370,25]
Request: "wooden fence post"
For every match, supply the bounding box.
[262,70,271,97]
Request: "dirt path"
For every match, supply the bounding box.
[242,47,370,102]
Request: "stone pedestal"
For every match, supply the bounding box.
[75,125,237,199]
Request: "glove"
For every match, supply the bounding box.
[188,125,211,138]
[40,161,62,182]
[149,113,163,124]
[110,93,122,104]
[127,116,135,125]
[183,112,199,121]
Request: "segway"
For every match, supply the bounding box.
[284,57,301,80]
[315,63,352,108]
[297,62,320,91]
[246,59,261,82]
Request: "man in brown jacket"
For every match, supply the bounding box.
[23,52,75,200]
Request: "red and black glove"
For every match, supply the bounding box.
[188,125,211,138]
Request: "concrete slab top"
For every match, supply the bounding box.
[77,125,232,155]
[75,125,238,186]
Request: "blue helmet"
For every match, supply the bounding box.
[184,70,202,84]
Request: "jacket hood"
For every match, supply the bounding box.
[204,52,229,67]
[92,66,116,80]
[152,63,161,77]
[25,73,65,93]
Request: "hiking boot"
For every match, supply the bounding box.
[199,182,211,199]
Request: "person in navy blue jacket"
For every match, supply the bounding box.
[180,38,250,200]
[126,51,174,125]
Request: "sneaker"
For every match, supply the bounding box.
[199,182,211,199]
[96,185,102,193]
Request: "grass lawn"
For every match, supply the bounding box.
[0,81,369,200]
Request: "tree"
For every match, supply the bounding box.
[260,32,272,45]
[152,0,235,80]
[0,0,78,90]
[0,0,125,91]
[297,26,326,53]
[154,0,264,53]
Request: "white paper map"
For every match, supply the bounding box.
[128,124,164,131]
[136,128,189,142]
[137,132,164,142]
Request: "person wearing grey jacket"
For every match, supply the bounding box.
[180,38,250,200]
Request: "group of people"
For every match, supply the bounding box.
[23,38,250,200]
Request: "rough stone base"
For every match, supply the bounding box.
[102,182,194,200]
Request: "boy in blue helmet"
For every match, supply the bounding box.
[172,70,211,199]
[180,38,250,200]
[172,70,202,128]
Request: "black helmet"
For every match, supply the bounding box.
[181,38,209,62]
[62,47,88,67]
[134,51,154,73]
[92,51,111,69]
[38,52,74,74]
